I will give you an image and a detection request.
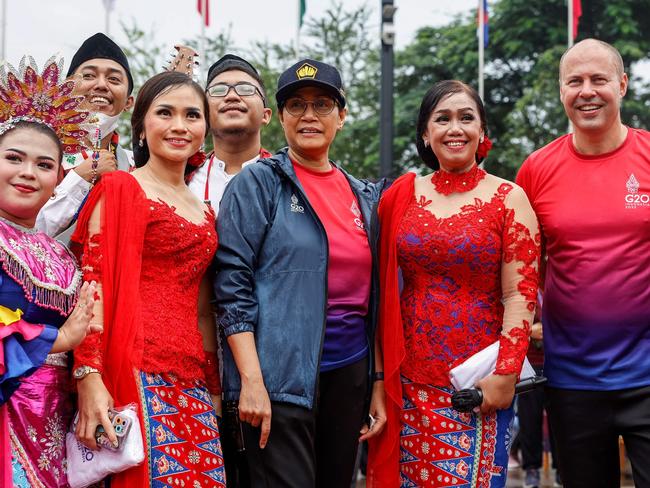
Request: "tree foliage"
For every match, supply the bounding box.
[119,0,650,180]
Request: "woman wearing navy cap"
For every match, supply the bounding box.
[214,58,386,487]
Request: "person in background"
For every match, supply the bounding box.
[368,80,540,488]
[214,58,386,487]
[37,33,135,238]
[516,38,650,487]
[188,54,272,213]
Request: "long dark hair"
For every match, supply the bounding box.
[415,80,488,170]
[131,71,209,167]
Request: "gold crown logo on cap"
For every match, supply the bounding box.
[296,63,317,79]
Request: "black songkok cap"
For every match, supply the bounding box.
[67,33,134,94]
[206,54,263,90]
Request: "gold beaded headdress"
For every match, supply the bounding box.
[0,55,93,154]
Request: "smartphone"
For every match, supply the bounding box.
[95,409,132,451]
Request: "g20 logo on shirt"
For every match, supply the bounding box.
[624,174,650,209]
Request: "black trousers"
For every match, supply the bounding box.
[517,366,558,470]
[547,385,650,488]
[241,356,369,488]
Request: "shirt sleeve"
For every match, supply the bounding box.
[36,169,92,237]
[214,166,275,337]
[495,185,541,376]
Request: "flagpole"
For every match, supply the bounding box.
[1,0,6,61]
[105,4,110,35]
[478,0,484,101]
[201,0,207,83]
[568,0,573,48]
[296,3,301,57]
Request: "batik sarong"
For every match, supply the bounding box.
[400,378,513,488]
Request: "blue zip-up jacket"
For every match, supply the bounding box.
[214,148,382,409]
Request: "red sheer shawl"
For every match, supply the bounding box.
[367,173,415,488]
[71,171,148,488]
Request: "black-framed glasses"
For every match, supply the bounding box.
[283,97,337,116]
[207,82,265,101]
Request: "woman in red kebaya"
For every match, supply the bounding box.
[72,71,225,487]
[368,80,541,488]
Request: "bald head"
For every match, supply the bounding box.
[559,39,625,82]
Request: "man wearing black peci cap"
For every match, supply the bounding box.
[36,33,135,238]
[188,54,272,214]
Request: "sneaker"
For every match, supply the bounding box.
[523,468,540,488]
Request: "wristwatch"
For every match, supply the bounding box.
[73,365,101,380]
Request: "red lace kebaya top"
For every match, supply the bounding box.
[397,167,540,386]
[73,180,217,384]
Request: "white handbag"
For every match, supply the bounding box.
[66,404,145,488]
[449,340,536,391]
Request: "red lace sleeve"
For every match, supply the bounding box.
[495,186,541,375]
[73,205,105,373]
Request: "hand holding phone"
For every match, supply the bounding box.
[95,410,132,451]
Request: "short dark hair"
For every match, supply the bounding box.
[131,71,209,167]
[0,120,63,164]
[415,80,488,170]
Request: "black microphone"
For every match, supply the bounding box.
[451,376,548,413]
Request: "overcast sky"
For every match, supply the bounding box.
[3,0,648,80]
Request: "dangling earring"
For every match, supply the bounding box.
[424,139,429,148]
[139,138,144,147]
[479,136,484,143]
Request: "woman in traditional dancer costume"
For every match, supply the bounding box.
[0,57,99,487]
[367,80,541,487]
[72,71,226,487]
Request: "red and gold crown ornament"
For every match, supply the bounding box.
[0,55,93,154]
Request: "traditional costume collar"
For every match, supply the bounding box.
[0,216,81,315]
[430,163,487,195]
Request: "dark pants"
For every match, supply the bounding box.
[547,385,650,488]
[242,356,369,488]
[517,367,558,470]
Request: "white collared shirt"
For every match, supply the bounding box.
[188,154,259,215]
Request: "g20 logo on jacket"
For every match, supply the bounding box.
[290,194,305,213]
[624,174,649,209]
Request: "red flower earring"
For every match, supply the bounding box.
[476,136,493,159]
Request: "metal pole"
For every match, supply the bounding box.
[568,0,574,48]
[478,0,484,101]
[380,0,396,178]
[1,0,6,61]
[105,6,110,35]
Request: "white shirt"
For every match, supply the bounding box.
[188,154,259,215]
[36,145,134,238]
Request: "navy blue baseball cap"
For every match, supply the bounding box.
[275,58,346,108]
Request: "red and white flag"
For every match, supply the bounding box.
[197,0,210,27]
[572,0,582,39]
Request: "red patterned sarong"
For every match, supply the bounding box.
[399,379,513,488]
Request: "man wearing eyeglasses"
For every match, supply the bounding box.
[188,54,272,214]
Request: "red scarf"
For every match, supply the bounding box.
[367,173,415,487]
[71,171,149,487]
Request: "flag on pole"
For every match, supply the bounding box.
[477,0,489,48]
[299,0,306,28]
[572,0,582,39]
[197,0,209,27]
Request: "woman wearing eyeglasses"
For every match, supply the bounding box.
[214,59,386,487]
